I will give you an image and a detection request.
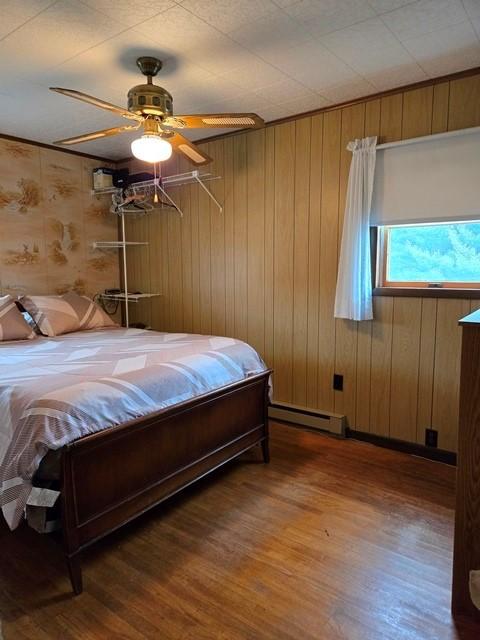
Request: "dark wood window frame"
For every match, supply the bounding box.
[371,226,480,300]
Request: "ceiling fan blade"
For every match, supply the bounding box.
[50,87,143,122]
[163,113,264,129]
[54,124,140,145]
[169,133,212,166]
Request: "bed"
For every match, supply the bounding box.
[0,327,271,594]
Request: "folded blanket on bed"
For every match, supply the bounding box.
[0,328,268,530]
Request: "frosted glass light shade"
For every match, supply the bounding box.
[131,135,172,163]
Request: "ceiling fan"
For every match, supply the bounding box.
[50,56,264,166]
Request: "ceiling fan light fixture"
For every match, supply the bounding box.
[131,134,172,163]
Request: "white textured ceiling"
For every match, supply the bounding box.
[1,0,479,160]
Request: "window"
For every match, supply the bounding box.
[377,221,480,290]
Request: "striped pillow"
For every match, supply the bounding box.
[21,292,117,337]
[0,295,36,341]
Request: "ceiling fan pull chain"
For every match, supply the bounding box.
[153,162,159,204]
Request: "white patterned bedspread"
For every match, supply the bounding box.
[0,328,268,530]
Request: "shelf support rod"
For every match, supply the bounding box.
[120,213,129,329]
[157,182,184,217]
[194,174,223,213]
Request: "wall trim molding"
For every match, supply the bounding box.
[115,65,480,164]
[270,420,456,464]
[258,65,480,130]
[0,132,115,163]
[346,428,457,465]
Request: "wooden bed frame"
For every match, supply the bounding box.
[60,370,271,595]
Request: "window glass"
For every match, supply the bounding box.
[385,221,480,285]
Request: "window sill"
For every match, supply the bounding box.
[373,287,480,299]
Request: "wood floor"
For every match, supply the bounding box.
[0,422,478,640]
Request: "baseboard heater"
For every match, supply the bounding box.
[268,402,346,437]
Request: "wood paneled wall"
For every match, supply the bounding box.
[125,72,480,453]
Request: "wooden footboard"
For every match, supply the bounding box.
[61,371,271,594]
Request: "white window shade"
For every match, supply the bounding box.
[371,127,480,226]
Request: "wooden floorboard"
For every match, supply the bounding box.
[0,422,478,639]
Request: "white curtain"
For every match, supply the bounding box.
[334,136,377,321]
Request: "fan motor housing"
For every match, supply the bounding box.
[127,83,173,118]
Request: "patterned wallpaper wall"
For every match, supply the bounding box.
[0,137,119,298]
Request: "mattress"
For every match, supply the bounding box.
[0,328,268,530]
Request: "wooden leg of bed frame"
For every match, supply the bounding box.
[66,554,83,595]
[261,437,270,463]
